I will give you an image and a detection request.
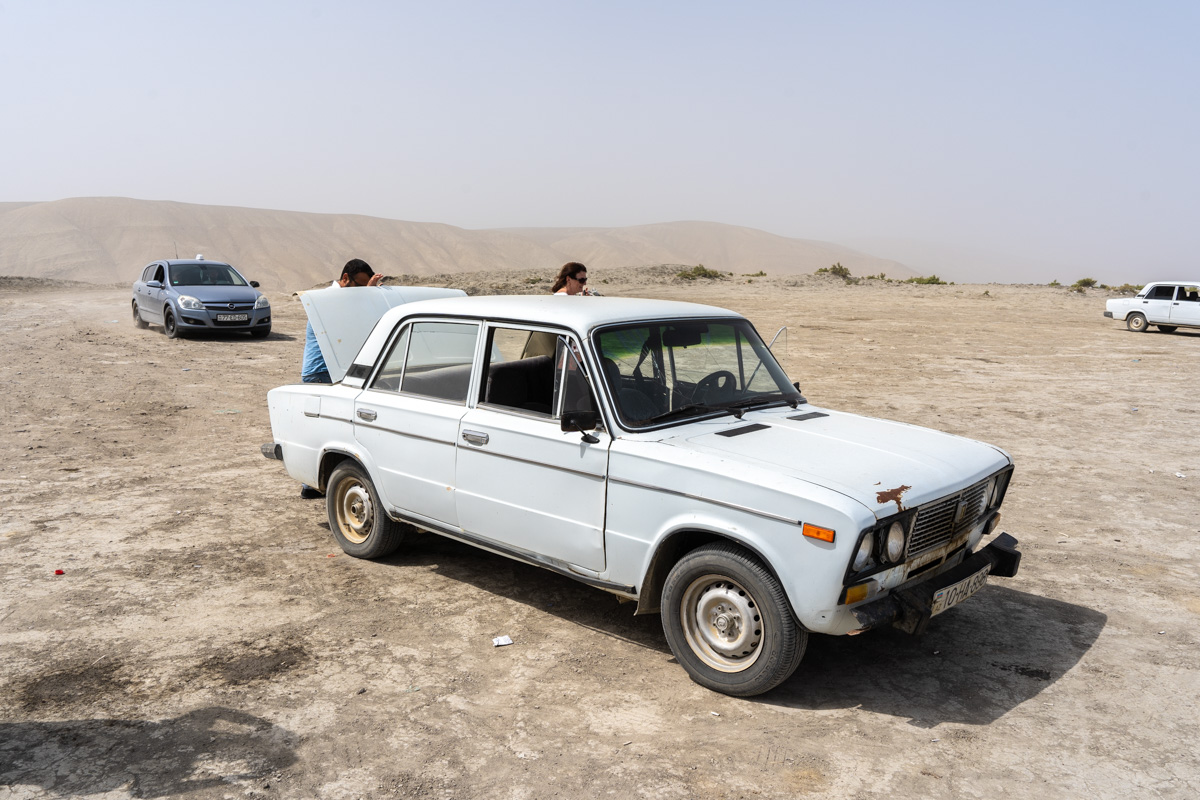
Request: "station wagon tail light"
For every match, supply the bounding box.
[178,295,204,310]
[802,523,835,543]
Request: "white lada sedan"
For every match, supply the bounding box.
[262,294,1021,696]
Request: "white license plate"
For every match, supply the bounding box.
[931,564,990,616]
[216,313,249,322]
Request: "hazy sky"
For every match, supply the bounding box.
[2,1,1196,282]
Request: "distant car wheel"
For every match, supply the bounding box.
[327,461,406,559]
[1126,313,1148,332]
[1157,325,1177,333]
[164,310,181,338]
[661,542,806,697]
[249,327,271,339]
[132,301,148,329]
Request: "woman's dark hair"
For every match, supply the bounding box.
[551,262,587,293]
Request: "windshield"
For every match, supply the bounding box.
[169,263,248,287]
[595,318,801,428]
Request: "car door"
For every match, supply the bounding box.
[353,320,481,527]
[1168,285,1200,327]
[1139,284,1176,323]
[455,327,610,572]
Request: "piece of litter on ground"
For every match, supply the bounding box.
[492,635,514,647]
[326,553,338,558]
[1158,631,1166,635]
[182,368,191,372]
[106,320,119,323]
[54,569,64,575]
[931,738,940,743]
[356,688,366,695]
[1131,359,1140,362]
[622,741,633,746]
[213,409,241,414]
[1131,407,1138,412]
[1176,473,1186,478]
[710,711,720,717]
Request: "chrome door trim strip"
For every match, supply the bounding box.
[609,477,800,526]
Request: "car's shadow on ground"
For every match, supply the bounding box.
[168,330,297,342]
[0,707,296,798]
[388,532,1105,724]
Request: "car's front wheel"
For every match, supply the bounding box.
[661,542,806,696]
[327,461,407,559]
[1127,313,1149,332]
[132,300,148,329]
[1157,325,1178,333]
[164,309,181,338]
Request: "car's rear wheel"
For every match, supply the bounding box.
[327,461,406,559]
[132,300,148,329]
[1157,325,1178,333]
[249,326,271,339]
[661,542,805,696]
[1127,313,1148,332]
[164,310,181,338]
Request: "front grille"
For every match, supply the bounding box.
[203,302,254,311]
[908,480,989,557]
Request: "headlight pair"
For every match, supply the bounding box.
[851,516,913,573]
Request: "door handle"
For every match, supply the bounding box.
[356,408,378,422]
[462,430,489,446]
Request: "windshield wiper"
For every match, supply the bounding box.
[727,392,803,411]
[643,402,744,425]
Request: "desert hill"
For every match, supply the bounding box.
[0,197,914,291]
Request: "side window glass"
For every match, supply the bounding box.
[1179,286,1200,302]
[399,322,479,403]
[1150,285,1175,299]
[554,337,598,419]
[369,325,411,392]
[155,265,165,284]
[480,327,554,415]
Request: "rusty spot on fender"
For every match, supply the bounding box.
[876,484,912,511]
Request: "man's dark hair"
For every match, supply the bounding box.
[342,258,374,279]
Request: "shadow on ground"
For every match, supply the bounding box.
[0,707,296,798]
[390,533,1106,725]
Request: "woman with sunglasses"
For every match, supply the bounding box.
[551,262,597,296]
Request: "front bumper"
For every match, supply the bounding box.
[177,307,272,331]
[848,532,1021,635]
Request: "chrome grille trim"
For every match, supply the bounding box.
[908,479,990,557]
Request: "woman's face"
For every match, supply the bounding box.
[566,270,588,294]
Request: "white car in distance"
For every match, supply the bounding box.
[263,294,1022,696]
[1105,281,1200,333]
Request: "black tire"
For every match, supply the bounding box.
[661,542,805,697]
[1126,313,1148,333]
[1157,325,1177,333]
[249,327,271,339]
[326,462,406,559]
[164,310,181,339]
[132,300,148,329]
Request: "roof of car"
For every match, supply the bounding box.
[376,294,744,333]
[163,259,233,267]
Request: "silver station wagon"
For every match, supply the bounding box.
[132,256,271,338]
[263,293,1021,696]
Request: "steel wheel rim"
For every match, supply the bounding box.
[1131,316,1145,331]
[680,573,763,672]
[335,477,373,544]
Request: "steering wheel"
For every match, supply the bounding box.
[693,370,736,403]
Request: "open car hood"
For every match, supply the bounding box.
[301,285,466,382]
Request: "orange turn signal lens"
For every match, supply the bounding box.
[843,583,869,605]
[802,523,835,543]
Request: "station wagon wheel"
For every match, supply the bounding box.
[326,461,406,559]
[132,300,148,329]
[1126,313,1148,333]
[662,542,806,697]
[164,310,180,338]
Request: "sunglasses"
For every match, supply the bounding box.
[573,275,587,284]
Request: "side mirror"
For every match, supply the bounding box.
[561,410,601,443]
[146,280,162,289]
[250,280,260,288]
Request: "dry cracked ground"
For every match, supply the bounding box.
[1,269,1197,799]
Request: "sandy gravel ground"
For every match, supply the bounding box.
[1,270,1197,799]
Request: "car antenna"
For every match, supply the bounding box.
[173,240,178,259]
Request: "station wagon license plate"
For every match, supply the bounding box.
[216,313,249,322]
[931,564,990,616]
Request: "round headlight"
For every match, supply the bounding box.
[885,521,906,562]
[852,533,875,571]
